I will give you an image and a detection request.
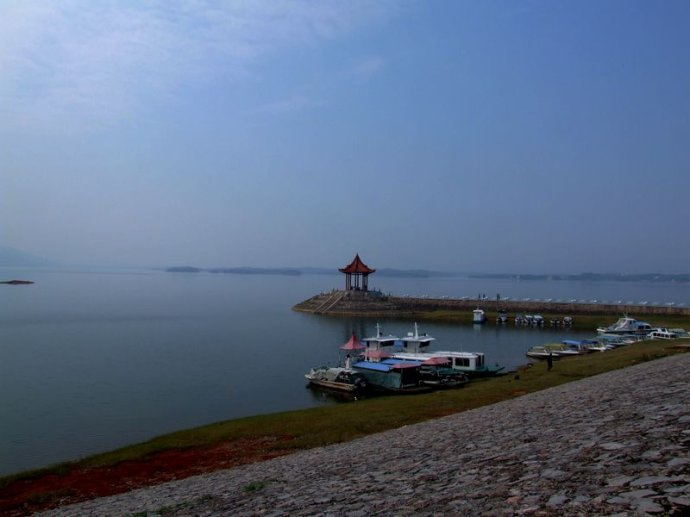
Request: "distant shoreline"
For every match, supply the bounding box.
[164,266,690,283]
[0,279,34,285]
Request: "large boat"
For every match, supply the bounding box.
[351,359,432,393]
[305,366,368,393]
[596,315,653,335]
[350,324,432,393]
[390,323,505,377]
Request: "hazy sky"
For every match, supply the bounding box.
[2,0,689,274]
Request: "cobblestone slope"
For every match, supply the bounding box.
[44,354,690,516]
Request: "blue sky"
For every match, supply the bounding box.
[1,0,689,273]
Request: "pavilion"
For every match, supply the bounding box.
[339,253,376,292]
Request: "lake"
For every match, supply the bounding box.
[1,267,688,476]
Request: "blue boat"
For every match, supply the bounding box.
[352,359,431,393]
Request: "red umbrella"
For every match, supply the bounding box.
[340,331,365,350]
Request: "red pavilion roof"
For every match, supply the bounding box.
[340,332,365,350]
[339,254,375,274]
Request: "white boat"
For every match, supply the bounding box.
[391,324,504,377]
[526,346,561,360]
[472,308,486,324]
[399,322,435,351]
[596,315,653,335]
[526,343,581,359]
[305,366,369,393]
[647,328,678,340]
[669,328,690,338]
[597,333,638,346]
[361,323,400,353]
[561,339,598,354]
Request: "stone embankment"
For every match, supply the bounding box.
[44,353,690,516]
[293,290,690,318]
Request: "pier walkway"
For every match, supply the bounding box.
[293,290,690,319]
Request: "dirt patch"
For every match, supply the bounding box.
[0,436,294,516]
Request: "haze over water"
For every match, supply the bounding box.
[1,266,689,476]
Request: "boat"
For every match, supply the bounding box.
[526,346,561,360]
[561,339,598,354]
[597,333,638,347]
[390,324,505,377]
[668,328,690,338]
[473,308,486,324]
[305,366,369,393]
[398,322,435,351]
[351,324,432,393]
[526,343,582,359]
[596,315,653,335]
[496,310,508,324]
[304,332,370,393]
[352,359,432,393]
[647,328,678,340]
[418,363,468,388]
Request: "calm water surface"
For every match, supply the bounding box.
[1,267,688,475]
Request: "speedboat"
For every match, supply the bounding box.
[526,346,561,360]
[597,315,653,335]
[561,339,598,354]
[526,343,580,359]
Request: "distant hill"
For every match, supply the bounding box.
[0,246,57,267]
[165,266,301,276]
[165,266,455,278]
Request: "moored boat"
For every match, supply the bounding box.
[352,359,432,393]
[473,308,487,324]
[561,339,598,354]
[597,333,638,346]
[305,366,368,393]
[526,346,559,360]
[390,323,505,377]
[350,324,432,393]
[526,342,581,359]
[647,328,678,340]
[597,315,653,336]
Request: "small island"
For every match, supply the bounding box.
[1,279,34,285]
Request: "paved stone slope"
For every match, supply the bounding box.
[44,354,690,516]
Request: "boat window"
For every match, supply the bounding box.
[454,357,470,367]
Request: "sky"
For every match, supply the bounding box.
[1,0,689,274]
